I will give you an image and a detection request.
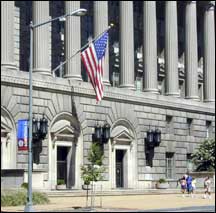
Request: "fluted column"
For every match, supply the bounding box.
[94,1,110,85]
[185,1,199,100]
[32,1,50,75]
[119,1,135,89]
[165,1,179,97]
[204,2,215,102]
[64,1,82,81]
[143,1,159,93]
[1,1,16,70]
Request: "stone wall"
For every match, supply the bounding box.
[1,169,24,189]
[1,68,215,189]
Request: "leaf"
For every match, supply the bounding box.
[191,139,215,172]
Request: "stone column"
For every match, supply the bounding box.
[143,1,159,93]
[185,1,199,100]
[32,1,50,75]
[64,1,82,81]
[165,1,179,97]
[1,1,16,70]
[94,1,110,85]
[204,2,215,102]
[119,1,135,89]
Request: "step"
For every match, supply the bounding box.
[43,189,207,197]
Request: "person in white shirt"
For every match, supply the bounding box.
[203,176,211,199]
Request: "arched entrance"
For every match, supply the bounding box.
[48,112,83,190]
[109,120,137,189]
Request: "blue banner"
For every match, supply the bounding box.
[17,119,28,151]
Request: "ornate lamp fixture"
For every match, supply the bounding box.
[146,127,161,148]
[93,122,111,143]
[32,114,48,141]
[154,128,161,147]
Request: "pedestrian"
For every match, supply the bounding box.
[191,178,196,198]
[185,174,193,197]
[203,176,212,199]
[177,176,187,197]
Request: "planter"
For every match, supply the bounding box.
[82,184,92,190]
[56,184,66,190]
[156,182,169,189]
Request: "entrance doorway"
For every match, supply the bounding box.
[57,146,69,187]
[116,150,126,188]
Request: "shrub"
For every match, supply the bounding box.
[158,178,167,183]
[191,139,215,172]
[57,179,65,185]
[32,192,49,205]
[1,190,49,206]
[21,182,28,189]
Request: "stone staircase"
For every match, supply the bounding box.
[43,188,207,198]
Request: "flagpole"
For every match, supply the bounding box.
[52,23,114,76]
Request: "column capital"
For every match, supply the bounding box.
[205,1,215,10]
[186,1,197,4]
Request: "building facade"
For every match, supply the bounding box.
[1,1,215,190]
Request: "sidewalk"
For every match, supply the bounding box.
[1,192,215,212]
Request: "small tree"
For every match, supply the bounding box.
[191,139,215,172]
[81,142,105,208]
[81,142,105,185]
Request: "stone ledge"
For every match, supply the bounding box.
[1,69,215,115]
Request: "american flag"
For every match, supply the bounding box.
[81,32,108,102]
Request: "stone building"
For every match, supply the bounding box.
[1,1,215,190]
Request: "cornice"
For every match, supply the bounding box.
[1,69,215,115]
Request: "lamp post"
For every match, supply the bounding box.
[25,8,87,212]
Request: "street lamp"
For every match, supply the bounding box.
[92,122,111,144]
[25,8,87,212]
[145,127,161,167]
[146,128,161,148]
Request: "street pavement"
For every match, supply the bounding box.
[1,193,215,212]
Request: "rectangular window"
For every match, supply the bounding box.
[112,72,120,87]
[135,77,143,91]
[166,115,173,134]
[186,153,194,172]
[166,152,174,179]
[187,118,193,136]
[206,121,212,138]
[158,79,165,95]
[198,84,203,101]
[179,80,185,98]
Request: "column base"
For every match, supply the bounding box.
[165,92,180,97]
[119,84,135,90]
[185,96,200,101]
[33,68,51,76]
[143,88,159,94]
[1,62,17,70]
[203,99,215,103]
[64,75,83,81]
